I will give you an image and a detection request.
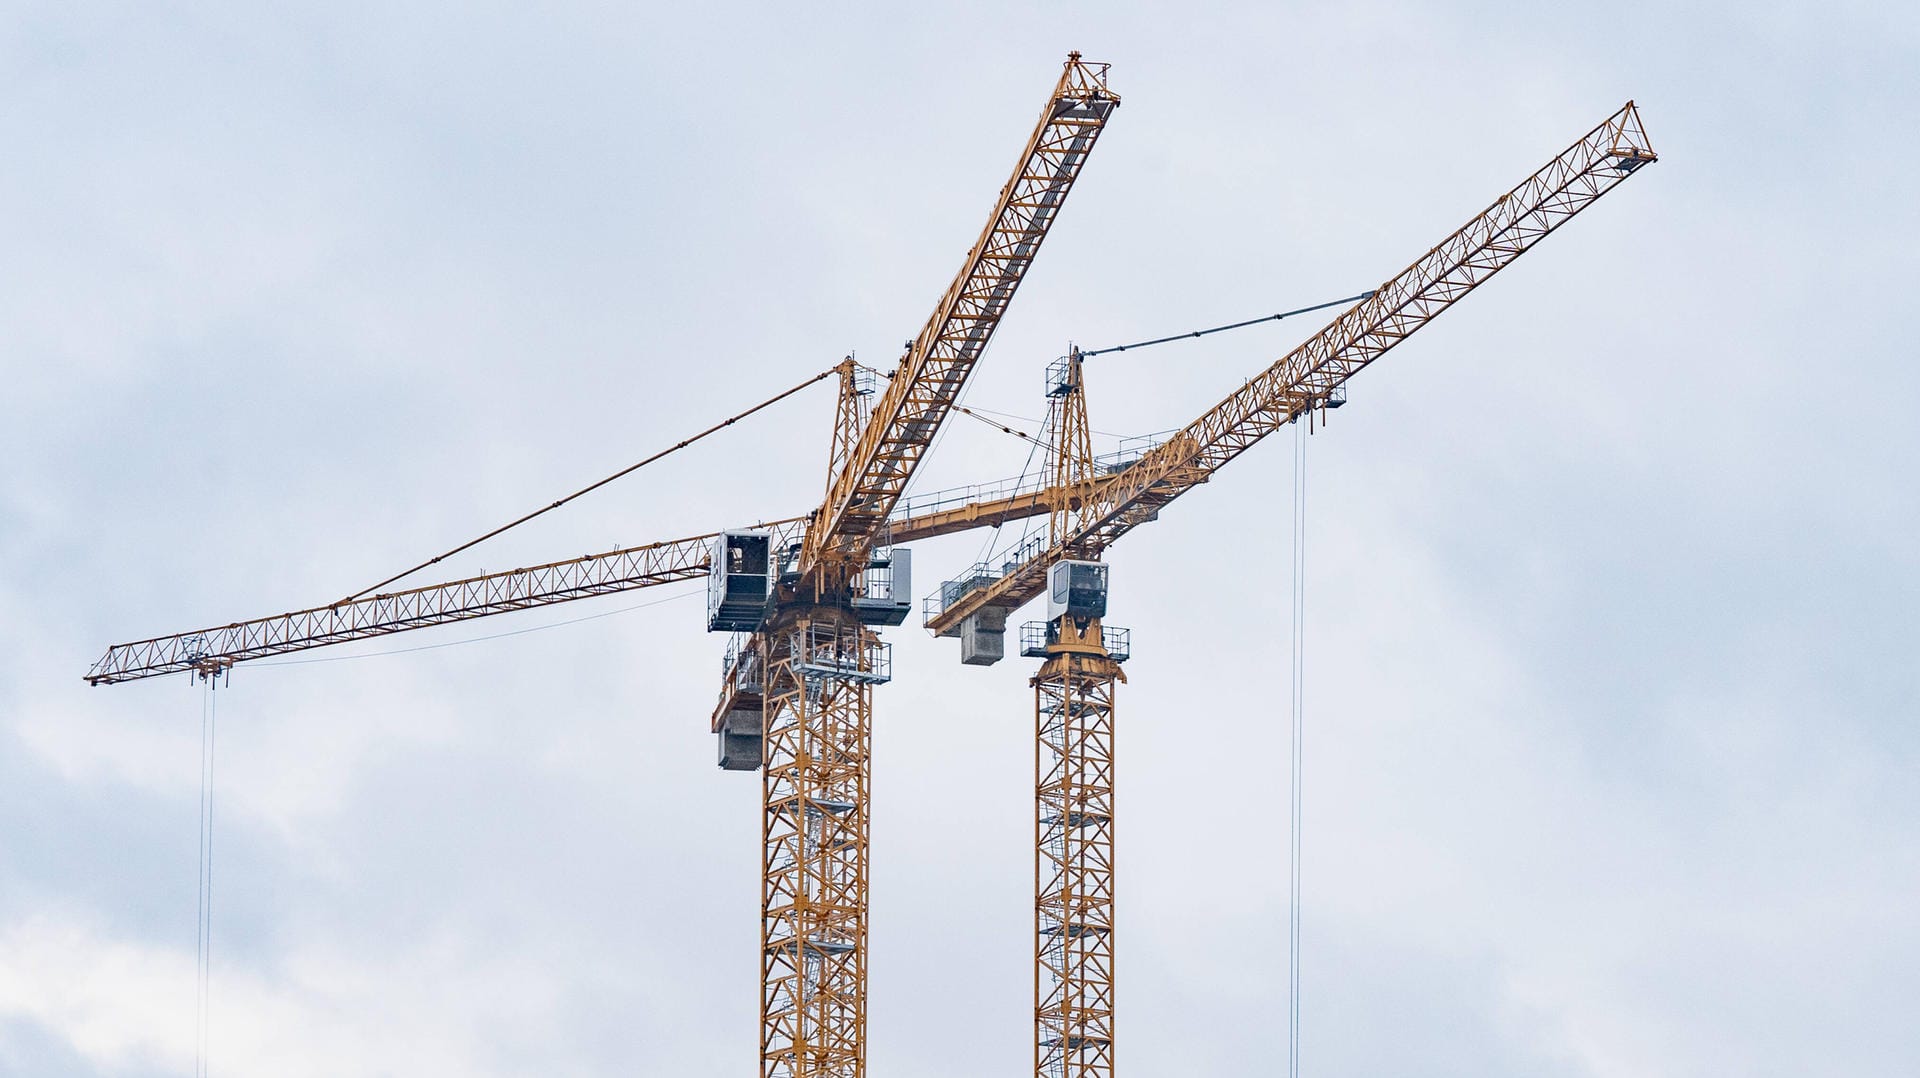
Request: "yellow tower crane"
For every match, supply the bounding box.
[912,102,1657,1078]
[87,52,1121,1078]
[80,68,1658,1078]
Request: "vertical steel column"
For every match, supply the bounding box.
[761,608,878,1078]
[1033,618,1121,1078]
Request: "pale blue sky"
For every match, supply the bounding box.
[3,3,1917,1076]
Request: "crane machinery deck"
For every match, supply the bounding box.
[83,58,1656,1078]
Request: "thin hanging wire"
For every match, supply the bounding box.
[193,685,205,1078]
[1288,414,1308,1078]
[194,677,219,1078]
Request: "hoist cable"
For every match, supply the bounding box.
[194,678,218,1078]
[193,685,205,1078]
[1078,291,1374,359]
[338,365,838,605]
[1288,416,1308,1078]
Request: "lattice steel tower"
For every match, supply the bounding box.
[1032,610,1123,1078]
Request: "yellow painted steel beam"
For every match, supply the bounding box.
[887,476,1112,545]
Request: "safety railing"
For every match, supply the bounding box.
[791,623,892,684]
[1018,620,1131,662]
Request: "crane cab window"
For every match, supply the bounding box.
[1047,560,1108,621]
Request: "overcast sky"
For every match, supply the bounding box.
[4,3,1917,1076]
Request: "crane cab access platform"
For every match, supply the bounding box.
[706,530,913,634]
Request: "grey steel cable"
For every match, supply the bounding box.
[1078,291,1374,359]
[338,366,837,606]
[1288,415,1308,1078]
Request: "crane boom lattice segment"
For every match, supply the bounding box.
[84,520,809,685]
[802,56,1119,577]
[926,101,1657,636]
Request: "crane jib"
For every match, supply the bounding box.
[921,101,1658,639]
[800,58,1120,580]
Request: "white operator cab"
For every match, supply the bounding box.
[707,530,772,633]
[1047,560,1109,623]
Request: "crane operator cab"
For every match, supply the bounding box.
[1047,560,1109,624]
[707,531,771,632]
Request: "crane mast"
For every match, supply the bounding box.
[1032,615,1122,1078]
[1030,349,1125,1078]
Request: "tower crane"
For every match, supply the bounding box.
[79,68,1657,1078]
[87,53,1121,1078]
[909,101,1657,1078]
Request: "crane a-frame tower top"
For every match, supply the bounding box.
[83,58,1657,1078]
